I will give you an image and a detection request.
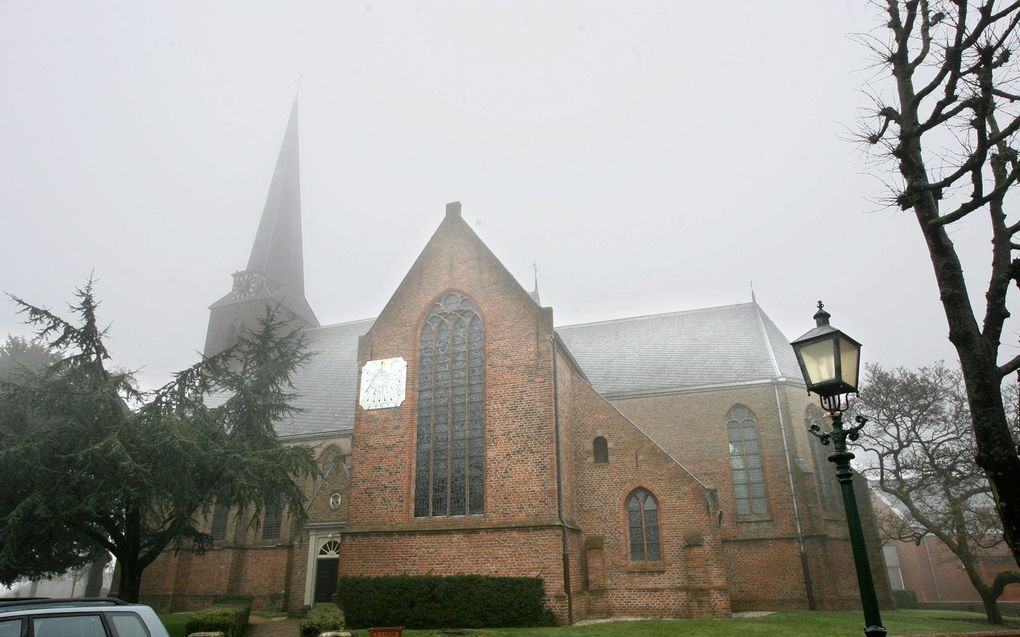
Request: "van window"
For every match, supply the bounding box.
[109,613,149,637]
[0,618,23,637]
[34,614,106,637]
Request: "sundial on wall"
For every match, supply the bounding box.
[358,357,407,410]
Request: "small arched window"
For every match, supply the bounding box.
[807,405,837,512]
[726,404,769,517]
[593,436,609,463]
[627,488,661,561]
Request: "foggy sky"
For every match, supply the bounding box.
[2,1,1009,391]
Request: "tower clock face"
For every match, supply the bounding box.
[231,272,260,299]
[359,357,407,410]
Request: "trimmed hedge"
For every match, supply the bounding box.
[893,589,919,609]
[184,596,252,637]
[336,575,555,628]
[300,603,346,637]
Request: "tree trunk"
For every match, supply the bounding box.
[980,592,1004,625]
[83,552,110,597]
[959,359,1020,568]
[116,559,141,604]
[962,554,1007,625]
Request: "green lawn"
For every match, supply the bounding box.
[339,611,1019,637]
[157,612,193,637]
[159,609,1020,637]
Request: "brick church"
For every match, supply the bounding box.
[138,103,892,622]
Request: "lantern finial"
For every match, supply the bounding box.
[814,301,831,327]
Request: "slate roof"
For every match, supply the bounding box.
[273,317,374,438]
[555,302,803,398]
[272,302,802,438]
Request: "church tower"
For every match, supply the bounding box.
[204,100,319,356]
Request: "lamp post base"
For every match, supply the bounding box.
[865,625,887,637]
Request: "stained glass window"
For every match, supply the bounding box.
[807,405,838,512]
[627,488,661,560]
[727,404,769,516]
[415,292,485,517]
[593,436,609,463]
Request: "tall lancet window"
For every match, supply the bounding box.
[415,292,485,517]
[727,404,769,517]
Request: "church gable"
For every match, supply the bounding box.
[347,202,558,529]
[365,201,541,348]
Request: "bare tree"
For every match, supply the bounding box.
[862,0,1020,566]
[854,363,1020,623]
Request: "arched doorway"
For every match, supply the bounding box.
[314,539,340,603]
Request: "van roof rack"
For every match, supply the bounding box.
[0,597,129,609]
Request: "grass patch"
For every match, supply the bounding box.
[157,612,194,637]
[341,610,1019,637]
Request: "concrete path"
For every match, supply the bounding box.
[246,617,299,637]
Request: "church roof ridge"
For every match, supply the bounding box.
[304,301,761,334]
[556,301,756,330]
[303,316,376,332]
[305,301,774,335]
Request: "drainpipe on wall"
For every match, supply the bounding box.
[773,380,817,610]
[754,301,816,611]
[923,536,943,601]
[550,335,573,624]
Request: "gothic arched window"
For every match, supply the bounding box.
[262,498,283,540]
[414,292,485,517]
[727,404,769,516]
[807,405,838,512]
[627,488,661,561]
[593,436,609,463]
[210,503,228,541]
[320,445,341,478]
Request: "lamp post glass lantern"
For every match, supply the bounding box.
[791,302,885,637]
[791,301,862,411]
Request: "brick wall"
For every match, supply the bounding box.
[556,347,730,618]
[139,545,290,611]
[609,382,892,610]
[339,527,567,617]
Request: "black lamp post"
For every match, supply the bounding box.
[791,302,886,637]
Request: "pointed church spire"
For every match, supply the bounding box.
[246,99,305,295]
[206,100,318,354]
